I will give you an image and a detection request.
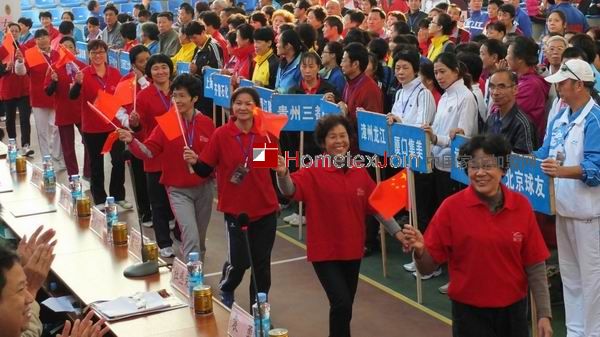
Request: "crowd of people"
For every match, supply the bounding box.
[1,0,600,336]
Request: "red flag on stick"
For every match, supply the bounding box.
[86,101,120,129]
[113,73,136,106]
[24,47,47,68]
[54,44,76,69]
[154,105,183,141]
[368,168,409,219]
[253,107,288,139]
[93,90,121,121]
[1,32,16,63]
[101,131,119,154]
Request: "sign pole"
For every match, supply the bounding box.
[212,103,217,127]
[298,131,304,241]
[408,168,423,304]
[375,162,388,278]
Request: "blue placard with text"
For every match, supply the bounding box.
[211,73,231,108]
[119,51,130,75]
[389,123,432,173]
[203,67,219,99]
[272,94,338,132]
[357,110,389,156]
[239,79,275,112]
[108,49,119,69]
[450,135,470,185]
[176,62,190,75]
[75,42,87,62]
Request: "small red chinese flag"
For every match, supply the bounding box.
[24,47,46,68]
[101,131,119,154]
[113,73,136,106]
[368,168,409,219]
[54,44,76,69]
[1,32,16,63]
[154,105,183,141]
[253,107,288,139]
[93,90,121,121]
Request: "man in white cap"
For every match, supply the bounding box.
[534,58,600,337]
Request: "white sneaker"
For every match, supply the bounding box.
[403,261,416,272]
[159,247,175,258]
[169,220,176,230]
[20,145,34,157]
[289,215,306,226]
[412,268,442,280]
[142,221,153,228]
[283,213,299,223]
[438,282,449,294]
[117,200,133,210]
[0,116,6,122]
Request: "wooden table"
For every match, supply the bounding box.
[0,160,231,337]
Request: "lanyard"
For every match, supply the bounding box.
[95,75,107,90]
[155,85,171,111]
[235,134,255,167]
[399,82,422,118]
[184,113,196,146]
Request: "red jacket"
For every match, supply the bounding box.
[229,44,254,80]
[129,112,215,188]
[22,50,59,108]
[45,59,87,126]
[22,26,59,50]
[211,30,229,64]
[381,0,409,13]
[0,46,29,100]
[343,72,383,123]
[79,64,122,133]
[134,83,171,172]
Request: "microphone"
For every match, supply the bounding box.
[237,213,264,336]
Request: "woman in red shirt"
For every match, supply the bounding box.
[223,24,255,80]
[69,39,128,207]
[187,87,279,309]
[274,115,405,337]
[118,73,215,262]
[403,134,552,337]
[45,36,90,178]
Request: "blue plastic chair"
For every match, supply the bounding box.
[71,7,90,24]
[59,0,83,7]
[120,3,135,14]
[149,1,163,13]
[21,10,42,28]
[168,0,183,13]
[21,0,34,11]
[236,0,257,12]
[35,0,58,9]
[111,0,129,4]
[47,8,61,26]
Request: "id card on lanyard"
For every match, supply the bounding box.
[230,134,255,185]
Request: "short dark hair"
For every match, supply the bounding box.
[459,134,512,173]
[250,12,268,27]
[145,53,174,78]
[487,21,506,35]
[471,34,488,44]
[253,27,275,43]
[295,23,317,51]
[129,44,150,64]
[225,31,237,47]
[231,87,261,108]
[141,22,160,41]
[393,49,420,74]
[343,27,370,45]
[199,11,221,30]
[104,4,119,15]
[227,13,247,29]
[498,4,515,18]
[370,7,385,20]
[59,36,76,46]
[179,2,194,16]
[171,73,202,99]
[87,39,108,52]
[568,33,597,64]
[482,38,507,60]
[562,46,588,61]
[301,50,322,67]
[435,2,449,11]
[457,52,483,82]
[58,20,74,35]
[120,22,137,40]
[87,0,99,12]
[455,42,481,55]
[392,21,411,35]
[324,16,343,34]
[138,9,151,19]
[62,11,75,21]
[436,12,454,35]
[18,17,33,29]
[184,21,206,37]
[0,245,20,298]
[39,11,52,20]
[296,0,311,10]
[315,115,354,150]
[134,4,145,11]
[363,0,377,8]
[310,6,327,23]
[346,9,365,25]
[86,16,99,26]
[117,13,133,23]
[157,12,174,21]
[195,2,210,15]
[34,29,49,39]
[325,41,344,65]
[491,68,518,86]
[487,0,503,7]
[368,38,388,61]
[237,23,255,43]
[510,36,539,66]
[398,34,419,50]
[344,42,369,72]
[280,29,306,54]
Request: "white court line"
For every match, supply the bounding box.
[204,256,306,278]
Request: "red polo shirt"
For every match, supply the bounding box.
[199,118,279,221]
[79,64,122,133]
[134,83,171,172]
[291,165,376,262]
[129,112,215,188]
[424,184,550,308]
[44,59,87,126]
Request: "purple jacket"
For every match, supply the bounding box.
[516,69,550,141]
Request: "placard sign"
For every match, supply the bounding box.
[176,62,190,75]
[57,184,72,215]
[129,228,142,261]
[170,257,189,298]
[119,51,131,76]
[30,166,43,189]
[89,206,106,238]
[389,123,432,173]
[356,110,389,156]
[203,67,219,99]
[228,303,254,337]
[272,94,341,131]
[450,134,470,185]
[75,41,87,62]
[108,49,119,69]
[211,73,232,108]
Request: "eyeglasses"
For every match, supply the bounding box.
[489,83,515,91]
[89,50,107,56]
[561,63,581,81]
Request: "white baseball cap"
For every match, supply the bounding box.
[545,59,596,83]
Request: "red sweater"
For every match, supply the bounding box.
[134,83,172,172]
[0,46,29,100]
[44,59,87,126]
[79,64,122,133]
[129,112,215,188]
[342,72,383,123]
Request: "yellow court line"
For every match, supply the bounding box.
[275,230,453,326]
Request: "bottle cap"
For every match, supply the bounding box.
[43,155,51,160]
[106,196,115,203]
[258,292,267,303]
[188,252,199,262]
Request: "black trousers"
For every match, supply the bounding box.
[128,155,151,220]
[146,171,174,248]
[4,96,32,147]
[432,168,460,211]
[312,259,361,337]
[219,212,277,307]
[82,132,126,205]
[452,297,528,337]
[414,171,436,231]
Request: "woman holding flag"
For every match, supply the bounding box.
[44,36,90,178]
[186,87,280,309]
[274,114,406,337]
[117,73,215,262]
[69,39,129,208]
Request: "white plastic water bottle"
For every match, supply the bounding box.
[7,139,17,173]
[42,155,56,193]
[104,196,118,242]
[187,252,203,307]
[69,175,82,203]
[252,292,270,337]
